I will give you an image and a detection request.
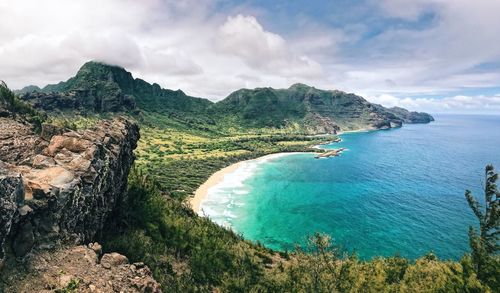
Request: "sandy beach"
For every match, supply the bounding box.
[190,152,308,214]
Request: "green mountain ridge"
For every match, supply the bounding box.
[19,61,433,133]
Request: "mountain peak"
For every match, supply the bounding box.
[288,83,312,90]
[79,60,125,71]
[74,61,133,83]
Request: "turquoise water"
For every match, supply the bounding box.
[200,115,500,260]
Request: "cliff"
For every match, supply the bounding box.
[0,114,139,263]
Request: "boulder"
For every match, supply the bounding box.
[100,252,129,269]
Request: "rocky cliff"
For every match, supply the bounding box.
[0,114,139,264]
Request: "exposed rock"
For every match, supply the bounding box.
[40,123,65,141]
[21,89,135,113]
[1,244,161,292]
[0,117,139,262]
[100,252,129,269]
[0,117,48,165]
[0,166,24,261]
[12,222,34,257]
[89,242,102,255]
[314,148,347,159]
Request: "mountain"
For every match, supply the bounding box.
[212,83,433,133]
[386,106,435,123]
[15,85,41,94]
[20,61,212,115]
[19,61,433,133]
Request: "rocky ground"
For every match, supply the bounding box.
[1,243,161,292]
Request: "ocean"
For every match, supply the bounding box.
[200,115,500,260]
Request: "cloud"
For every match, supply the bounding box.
[0,0,499,113]
[341,0,500,96]
[216,15,287,68]
[0,0,328,100]
[367,93,500,114]
[215,15,323,78]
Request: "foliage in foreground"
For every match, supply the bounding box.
[466,165,500,290]
[102,166,494,292]
[0,81,46,131]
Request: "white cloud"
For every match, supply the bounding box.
[0,0,327,100]
[367,94,500,114]
[216,15,287,68]
[0,0,499,113]
[342,0,500,96]
[215,15,323,78]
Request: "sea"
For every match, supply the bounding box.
[199,115,500,260]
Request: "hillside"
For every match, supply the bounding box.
[212,83,433,132]
[20,61,212,119]
[19,61,433,134]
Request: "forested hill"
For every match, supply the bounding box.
[211,83,433,132]
[19,61,433,133]
[19,61,212,116]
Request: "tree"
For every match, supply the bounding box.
[465,164,499,286]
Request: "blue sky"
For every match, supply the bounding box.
[1,0,499,113]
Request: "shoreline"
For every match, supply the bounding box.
[190,152,309,214]
[190,129,367,214]
[337,128,369,135]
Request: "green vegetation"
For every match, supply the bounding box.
[23,61,433,135]
[101,164,495,292]
[99,105,496,291]
[465,165,500,290]
[0,81,46,131]
[210,83,402,131]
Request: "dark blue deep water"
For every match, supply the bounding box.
[201,115,500,260]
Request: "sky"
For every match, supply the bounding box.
[1,0,500,114]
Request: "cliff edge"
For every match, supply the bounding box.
[0,116,139,260]
[0,111,162,291]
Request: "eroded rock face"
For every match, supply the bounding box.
[21,89,136,113]
[0,117,48,165]
[0,117,139,262]
[0,166,24,261]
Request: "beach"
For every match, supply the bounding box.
[190,152,308,214]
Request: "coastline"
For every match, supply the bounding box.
[190,129,364,214]
[337,128,369,135]
[190,152,309,214]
